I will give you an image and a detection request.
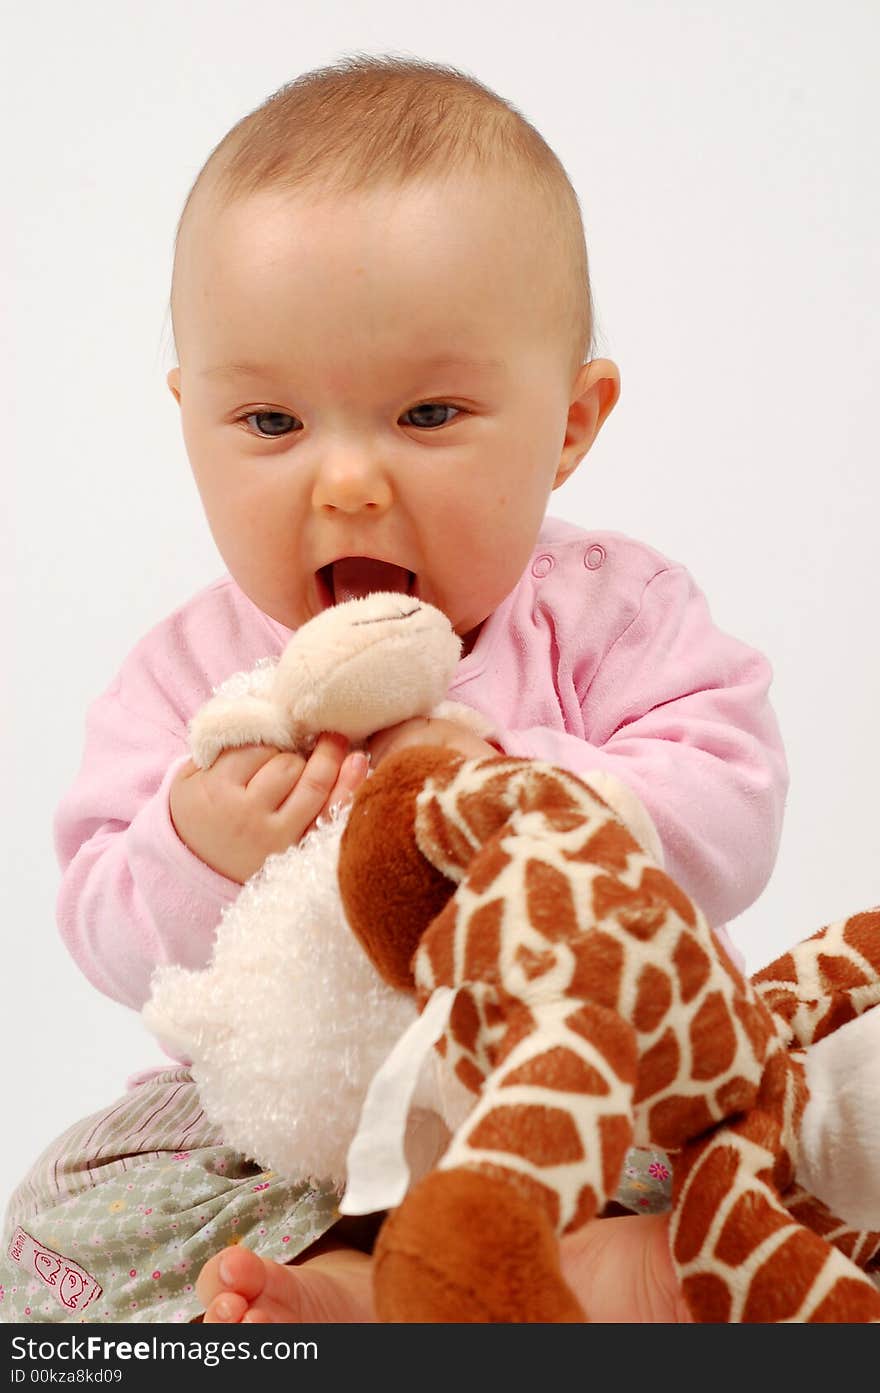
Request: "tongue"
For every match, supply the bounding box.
[332,558,411,603]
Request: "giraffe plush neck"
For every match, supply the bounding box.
[337,747,880,1322]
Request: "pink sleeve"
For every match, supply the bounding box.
[494,566,788,933]
[54,680,241,1012]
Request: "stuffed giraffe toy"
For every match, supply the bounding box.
[336,744,880,1322]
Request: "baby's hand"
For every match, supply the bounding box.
[169,734,369,884]
[366,716,500,768]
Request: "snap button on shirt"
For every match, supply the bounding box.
[531,555,554,579]
[584,544,606,570]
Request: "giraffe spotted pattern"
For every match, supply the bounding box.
[404,753,880,1320]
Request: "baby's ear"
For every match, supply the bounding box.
[553,358,621,488]
[166,367,181,404]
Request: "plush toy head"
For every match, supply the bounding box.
[262,592,463,743]
[334,745,880,1323]
[187,590,474,770]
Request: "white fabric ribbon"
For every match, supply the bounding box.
[339,986,456,1215]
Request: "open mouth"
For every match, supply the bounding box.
[317,558,417,607]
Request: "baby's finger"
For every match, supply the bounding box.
[300,751,369,839]
[275,733,350,824]
[210,744,289,785]
[326,750,370,814]
[245,750,308,810]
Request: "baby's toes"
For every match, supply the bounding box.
[195,1250,226,1308]
[251,1255,374,1322]
[235,1273,336,1324]
[240,1295,304,1323]
[203,1290,250,1324]
[196,1244,269,1311]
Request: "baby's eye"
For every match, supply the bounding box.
[402,403,460,429]
[238,402,461,439]
[240,410,299,438]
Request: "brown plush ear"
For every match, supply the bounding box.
[338,746,464,990]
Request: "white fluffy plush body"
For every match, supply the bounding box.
[143,801,436,1187]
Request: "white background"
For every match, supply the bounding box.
[5,1,878,1213]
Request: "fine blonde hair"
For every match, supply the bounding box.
[169,52,594,376]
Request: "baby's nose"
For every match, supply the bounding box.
[311,454,393,513]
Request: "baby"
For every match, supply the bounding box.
[4,54,799,1324]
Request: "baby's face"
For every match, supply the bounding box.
[168,175,616,648]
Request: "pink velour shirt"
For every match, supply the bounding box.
[55,516,788,1017]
